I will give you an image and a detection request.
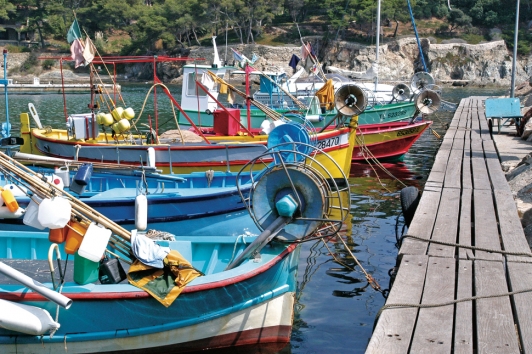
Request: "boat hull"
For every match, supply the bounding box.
[0,233,301,353]
[351,121,432,161]
[26,126,355,178]
[177,101,417,129]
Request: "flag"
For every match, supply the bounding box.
[82,37,96,65]
[67,19,82,44]
[250,53,259,64]
[231,48,243,63]
[288,54,301,71]
[70,39,85,68]
[244,63,255,74]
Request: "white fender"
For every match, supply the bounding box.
[147,147,156,169]
[28,103,43,129]
[38,197,71,229]
[23,196,45,229]
[0,206,24,219]
[2,184,26,197]
[0,299,60,336]
[135,194,148,231]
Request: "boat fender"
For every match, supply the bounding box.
[400,186,420,227]
[0,299,60,336]
[122,107,135,120]
[23,196,46,229]
[38,197,71,229]
[111,107,124,121]
[0,206,24,219]
[0,187,19,213]
[135,194,148,231]
[2,183,26,197]
[147,147,156,169]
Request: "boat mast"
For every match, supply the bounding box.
[1,50,9,138]
[510,0,520,98]
[374,0,381,92]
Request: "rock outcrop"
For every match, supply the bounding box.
[2,37,530,86]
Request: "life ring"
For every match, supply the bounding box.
[400,186,420,227]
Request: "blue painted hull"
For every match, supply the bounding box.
[0,232,300,353]
[0,168,260,236]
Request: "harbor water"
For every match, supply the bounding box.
[1,84,507,353]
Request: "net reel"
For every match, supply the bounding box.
[334,84,368,116]
[414,89,441,115]
[410,72,435,94]
[391,83,412,102]
[227,124,351,269]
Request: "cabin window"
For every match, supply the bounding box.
[187,73,207,97]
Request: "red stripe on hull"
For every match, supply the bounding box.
[352,133,426,161]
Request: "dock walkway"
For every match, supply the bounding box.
[366,97,532,353]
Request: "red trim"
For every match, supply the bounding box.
[0,244,298,302]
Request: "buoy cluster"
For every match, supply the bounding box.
[96,107,135,134]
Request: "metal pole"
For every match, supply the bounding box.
[510,0,520,98]
[3,50,9,137]
[374,0,381,92]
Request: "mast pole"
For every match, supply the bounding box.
[374,0,381,92]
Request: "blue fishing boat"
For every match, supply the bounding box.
[0,165,258,236]
[0,134,350,353]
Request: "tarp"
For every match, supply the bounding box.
[315,79,334,111]
[127,249,202,307]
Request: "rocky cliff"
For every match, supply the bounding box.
[2,37,530,86]
[188,38,530,87]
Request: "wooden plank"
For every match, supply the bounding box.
[462,147,473,190]
[475,260,520,353]
[459,189,474,260]
[473,190,502,261]
[428,188,461,257]
[366,255,429,353]
[399,190,441,256]
[410,257,456,353]
[426,170,445,186]
[482,140,498,160]
[507,262,532,353]
[454,259,473,354]
[454,128,466,140]
[444,149,463,189]
[444,128,457,140]
[471,156,491,190]
[452,137,465,150]
[431,148,451,172]
[494,190,531,262]
[471,139,483,152]
[440,138,453,151]
[486,158,511,193]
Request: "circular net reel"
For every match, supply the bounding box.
[236,141,351,242]
[392,83,412,102]
[410,72,435,95]
[414,89,441,115]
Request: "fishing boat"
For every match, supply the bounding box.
[0,165,259,236]
[351,120,432,162]
[175,47,418,130]
[0,134,351,353]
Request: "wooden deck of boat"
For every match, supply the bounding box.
[366,97,532,353]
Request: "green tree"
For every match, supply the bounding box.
[448,8,472,34]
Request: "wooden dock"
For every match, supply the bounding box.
[366,97,532,353]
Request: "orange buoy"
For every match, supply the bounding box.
[0,188,19,213]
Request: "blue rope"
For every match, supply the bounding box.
[406,0,428,72]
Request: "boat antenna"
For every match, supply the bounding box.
[212,36,222,67]
[1,49,10,139]
[406,0,428,72]
[374,0,381,92]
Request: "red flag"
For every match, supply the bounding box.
[70,39,85,68]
